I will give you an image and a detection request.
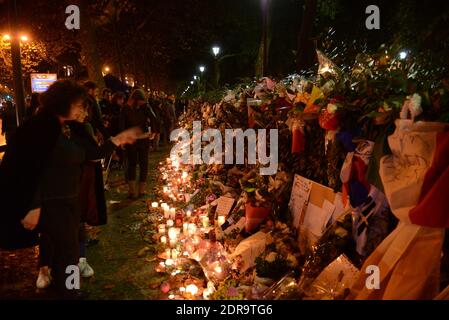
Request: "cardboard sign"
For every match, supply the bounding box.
[289,174,346,252]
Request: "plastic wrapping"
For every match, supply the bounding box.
[261,271,303,300]
[302,254,358,300]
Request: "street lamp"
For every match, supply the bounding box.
[105,66,110,73]
[193,75,198,80]
[399,51,408,60]
[199,65,205,73]
[212,46,221,88]
[212,46,220,57]
[20,35,28,42]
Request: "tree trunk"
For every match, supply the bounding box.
[77,0,105,88]
[9,0,25,126]
[113,15,124,81]
[255,0,272,78]
[297,0,318,72]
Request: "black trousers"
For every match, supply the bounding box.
[38,197,80,294]
[125,140,149,182]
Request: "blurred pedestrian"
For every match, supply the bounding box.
[99,88,112,116]
[83,81,110,144]
[0,101,18,145]
[119,89,152,198]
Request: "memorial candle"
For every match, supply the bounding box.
[217,216,226,226]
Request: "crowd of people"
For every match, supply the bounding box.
[0,79,180,299]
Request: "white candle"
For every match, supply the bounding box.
[183,223,188,235]
[168,228,177,240]
[186,210,192,218]
[152,202,159,208]
[202,216,209,228]
[164,208,170,219]
[165,258,174,266]
[185,284,198,296]
[217,216,226,226]
[170,208,176,220]
[158,224,166,234]
[160,236,167,245]
[166,219,174,227]
[188,223,197,235]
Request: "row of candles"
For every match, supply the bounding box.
[150,157,228,299]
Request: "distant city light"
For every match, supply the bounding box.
[399,51,408,60]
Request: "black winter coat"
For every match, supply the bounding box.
[0,111,61,249]
[0,112,114,249]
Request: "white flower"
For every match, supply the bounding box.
[409,93,423,119]
[327,103,338,114]
[265,252,277,263]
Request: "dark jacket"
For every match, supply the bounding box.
[0,112,115,249]
[119,103,153,133]
[0,111,61,249]
[1,105,17,135]
[86,95,110,139]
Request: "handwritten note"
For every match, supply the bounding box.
[289,175,312,229]
[215,196,235,217]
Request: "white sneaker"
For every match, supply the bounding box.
[78,258,94,278]
[36,267,52,289]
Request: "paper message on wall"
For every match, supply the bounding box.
[289,175,312,229]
